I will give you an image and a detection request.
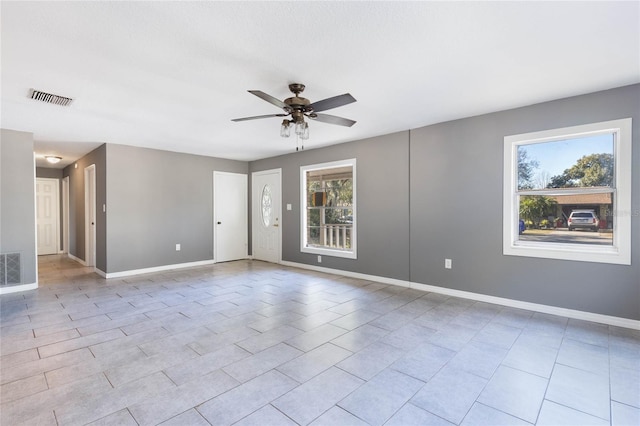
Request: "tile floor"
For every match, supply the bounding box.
[0,255,638,425]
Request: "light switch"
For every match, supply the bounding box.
[287,204,292,211]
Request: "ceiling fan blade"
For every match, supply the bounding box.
[309,93,356,112]
[310,113,356,127]
[232,113,287,122]
[248,90,289,110]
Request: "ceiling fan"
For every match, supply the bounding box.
[232,83,356,145]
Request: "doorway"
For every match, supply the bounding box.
[35,178,60,255]
[252,169,282,263]
[213,171,248,262]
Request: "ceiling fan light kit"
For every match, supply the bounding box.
[233,83,356,150]
[280,119,291,138]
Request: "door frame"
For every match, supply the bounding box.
[84,164,96,267]
[213,171,248,263]
[35,177,60,255]
[251,168,282,263]
[62,176,69,254]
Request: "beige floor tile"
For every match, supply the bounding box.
[0,255,635,426]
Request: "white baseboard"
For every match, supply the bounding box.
[280,260,639,330]
[100,259,215,279]
[0,283,38,295]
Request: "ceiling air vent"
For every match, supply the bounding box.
[30,89,73,106]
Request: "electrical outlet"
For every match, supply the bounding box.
[445,258,452,269]
[317,255,322,263]
[176,244,181,251]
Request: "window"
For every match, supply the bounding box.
[503,118,631,265]
[301,159,356,259]
[261,184,272,227]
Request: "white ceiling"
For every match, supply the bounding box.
[2,2,639,165]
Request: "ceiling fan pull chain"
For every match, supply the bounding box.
[296,132,304,151]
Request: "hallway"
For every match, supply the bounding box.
[37,254,100,286]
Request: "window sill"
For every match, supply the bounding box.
[301,246,357,260]
[504,241,630,265]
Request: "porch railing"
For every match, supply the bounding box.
[308,224,352,250]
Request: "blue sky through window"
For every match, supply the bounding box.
[519,133,613,188]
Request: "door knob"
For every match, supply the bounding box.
[217,221,222,225]
[273,224,279,227]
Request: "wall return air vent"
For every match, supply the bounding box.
[30,89,73,106]
[1,253,21,286]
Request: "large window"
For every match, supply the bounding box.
[503,119,631,265]
[301,159,356,259]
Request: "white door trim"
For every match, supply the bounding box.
[84,164,96,267]
[62,176,69,254]
[251,168,282,263]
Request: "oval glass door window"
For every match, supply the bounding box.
[261,184,272,227]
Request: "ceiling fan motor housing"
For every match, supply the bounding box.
[285,96,311,121]
[285,84,311,122]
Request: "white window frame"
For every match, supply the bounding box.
[503,118,631,265]
[300,159,357,259]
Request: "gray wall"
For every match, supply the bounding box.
[1,129,37,285]
[63,145,107,271]
[250,84,639,320]
[36,167,63,179]
[410,84,639,320]
[250,131,411,281]
[105,144,247,274]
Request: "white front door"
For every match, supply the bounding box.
[36,178,59,255]
[214,171,248,262]
[252,169,281,263]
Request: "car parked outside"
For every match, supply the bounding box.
[568,209,599,231]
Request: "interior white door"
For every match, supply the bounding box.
[36,178,59,255]
[214,171,248,262]
[252,169,281,263]
[84,165,96,267]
